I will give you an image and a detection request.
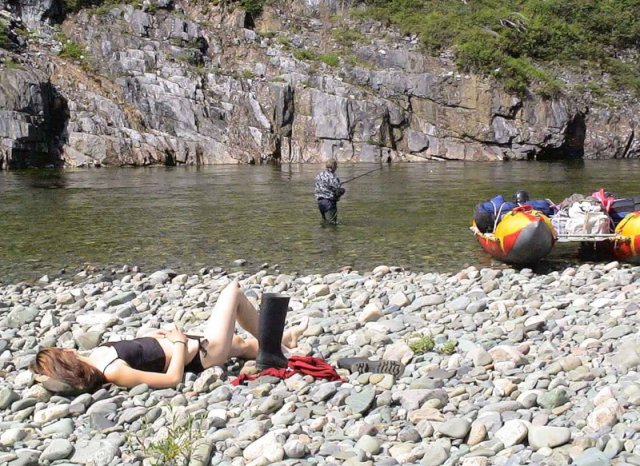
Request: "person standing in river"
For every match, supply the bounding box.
[314,159,346,225]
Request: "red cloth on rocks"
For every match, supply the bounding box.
[231,355,344,386]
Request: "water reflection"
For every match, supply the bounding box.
[1,160,640,282]
[15,169,69,190]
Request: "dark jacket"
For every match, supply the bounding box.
[314,169,345,202]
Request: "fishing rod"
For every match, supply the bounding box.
[341,166,384,185]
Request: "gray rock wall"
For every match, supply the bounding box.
[0,67,64,169]
[0,0,637,168]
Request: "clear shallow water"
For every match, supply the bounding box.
[1,160,639,282]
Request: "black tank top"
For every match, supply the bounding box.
[102,337,166,373]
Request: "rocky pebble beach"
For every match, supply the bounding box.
[1,262,640,465]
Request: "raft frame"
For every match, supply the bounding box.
[551,215,618,243]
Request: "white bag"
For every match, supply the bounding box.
[564,201,610,235]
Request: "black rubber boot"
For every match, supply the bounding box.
[256,293,290,370]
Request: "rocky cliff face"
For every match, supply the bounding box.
[0,0,638,168]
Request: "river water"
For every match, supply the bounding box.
[1,160,639,282]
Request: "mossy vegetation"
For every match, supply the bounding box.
[0,19,11,50]
[331,28,366,47]
[4,58,23,69]
[356,0,640,96]
[293,49,340,67]
[293,49,316,61]
[63,0,142,13]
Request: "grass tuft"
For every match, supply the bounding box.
[408,333,435,355]
[319,53,339,67]
[440,340,458,355]
[128,409,205,466]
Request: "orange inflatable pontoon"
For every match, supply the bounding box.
[472,206,557,265]
[612,212,640,264]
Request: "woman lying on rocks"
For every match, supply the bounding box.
[30,281,308,392]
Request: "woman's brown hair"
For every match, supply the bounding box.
[29,348,106,393]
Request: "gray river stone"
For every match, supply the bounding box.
[119,406,147,424]
[311,383,338,402]
[5,306,39,328]
[356,435,381,454]
[436,418,471,439]
[528,425,571,450]
[421,444,449,466]
[40,439,74,462]
[0,388,19,409]
[346,387,376,414]
[284,439,308,458]
[573,447,612,466]
[10,449,41,466]
[41,418,74,437]
[537,388,570,409]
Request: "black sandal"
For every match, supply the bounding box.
[337,357,405,376]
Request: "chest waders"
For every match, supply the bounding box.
[318,198,338,224]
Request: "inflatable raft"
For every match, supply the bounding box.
[612,212,640,264]
[472,206,557,265]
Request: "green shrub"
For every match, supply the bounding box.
[356,0,640,96]
[292,50,339,67]
[176,49,203,67]
[319,53,339,67]
[455,30,505,76]
[63,0,142,13]
[585,81,605,98]
[331,28,365,47]
[440,340,457,355]
[63,0,100,11]
[536,76,563,99]
[239,0,265,16]
[277,36,291,48]
[408,333,435,355]
[145,2,158,13]
[293,49,318,61]
[605,58,640,95]
[55,33,86,60]
[0,19,10,50]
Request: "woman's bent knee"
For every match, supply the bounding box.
[220,280,241,299]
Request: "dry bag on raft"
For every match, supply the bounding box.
[551,194,611,235]
[473,195,554,233]
[610,197,640,225]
